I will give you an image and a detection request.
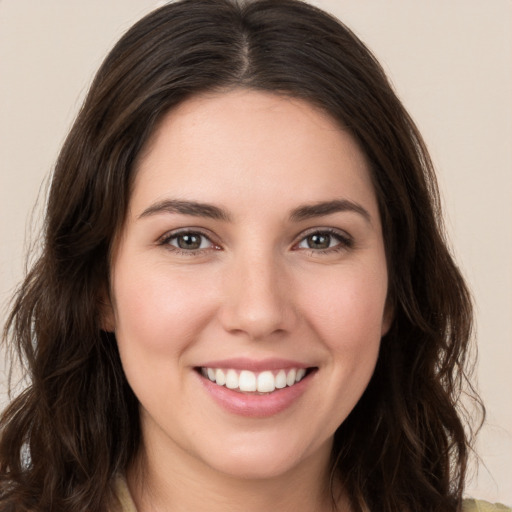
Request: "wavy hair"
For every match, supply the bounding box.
[1,0,482,510]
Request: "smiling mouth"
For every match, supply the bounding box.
[197,367,315,394]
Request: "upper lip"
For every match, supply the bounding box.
[197,357,313,372]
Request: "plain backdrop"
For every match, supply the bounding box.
[1,0,511,505]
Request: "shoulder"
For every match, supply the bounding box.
[463,499,512,512]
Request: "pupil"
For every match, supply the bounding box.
[308,234,330,249]
[178,234,201,250]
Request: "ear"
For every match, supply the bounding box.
[380,298,394,337]
[98,287,116,332]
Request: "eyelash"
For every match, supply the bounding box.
[157,228,353,256]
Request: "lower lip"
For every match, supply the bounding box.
[197,371,313,418]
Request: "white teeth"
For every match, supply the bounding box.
[257,371,275,393]
[239,370,257,392]
[275,370,287,389]
[202,367,309,393]
[225,369,238,389]
[286,369,296,387]
[215,368,226,386]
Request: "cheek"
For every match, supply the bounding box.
[112,260,219,356]
[298,262,388,347]
[299,265,386,420]
[110,260,223,413]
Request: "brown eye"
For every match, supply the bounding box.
[176,233,202,250]
[305,233,332,249]
[165,232,213,251]
[296,230,352,252]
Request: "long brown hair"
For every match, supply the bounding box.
[1,1,482,510]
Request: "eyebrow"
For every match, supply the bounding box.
[139,199,232,221]
[289,199,371,224]
[138,198,371,224]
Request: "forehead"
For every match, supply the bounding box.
[130,88,377,220]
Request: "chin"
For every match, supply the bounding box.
[207,454,301,481]
[197,434,332,482]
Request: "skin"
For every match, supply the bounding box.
[105,89,391,511]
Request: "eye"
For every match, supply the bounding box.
[160,230,217,252]
[296,229,352,252]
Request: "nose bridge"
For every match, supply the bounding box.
[220,246,294,340]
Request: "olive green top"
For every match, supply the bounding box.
[463,499,512,512]
[114,477,137,512]
[114,477,511,511]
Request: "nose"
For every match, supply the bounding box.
[218,250,297,341]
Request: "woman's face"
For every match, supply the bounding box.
[107,89,391,480]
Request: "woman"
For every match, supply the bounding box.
[0,0,507,510]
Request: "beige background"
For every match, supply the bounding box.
[1,0,511,504]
